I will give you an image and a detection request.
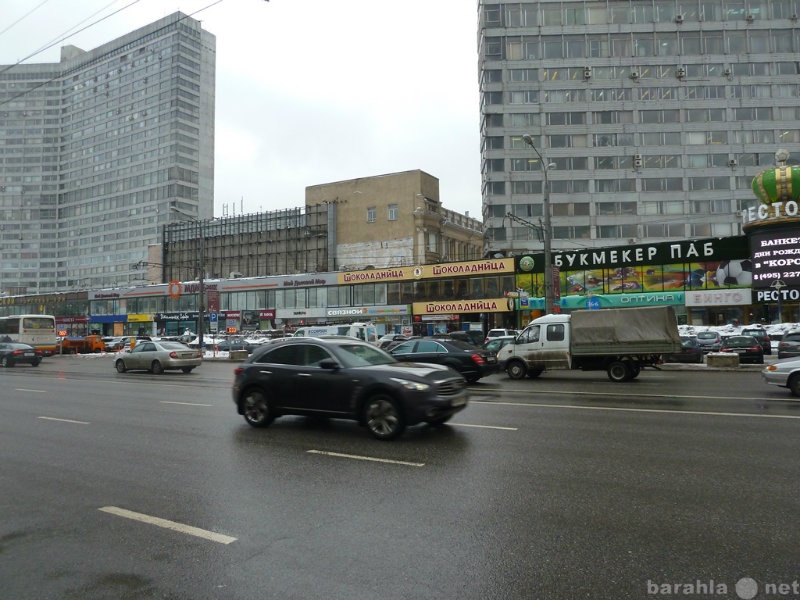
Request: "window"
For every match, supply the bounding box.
[387,203,398,221]
[366,207,376,223]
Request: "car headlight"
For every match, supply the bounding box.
[390,377,430,391]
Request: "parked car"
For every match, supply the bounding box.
[482,336,517,369]
[485,328,518,343]
[232,336,469,440]
[101,336,127,352]
[377,334,409,350]
[114,340,202,374]
[741,327,772,355]
[777,331,800,360]
[390,337,498,383]
[762,357,800,397]
[695,330,722,353]
[662,336,704,364]
[0,342,42,367]
[719,335,764,364]
[431,330,485,347]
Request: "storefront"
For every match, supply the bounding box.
[513,237,754,326]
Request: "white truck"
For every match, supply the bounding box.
[497,306,681,382]
[292,322,378,344]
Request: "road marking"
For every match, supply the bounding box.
[307,449,425,467]
[16,388,47,393]
[452,423,518,431]
[98,506,237,545]
[475,400,800,420]
[37,416,89,425]
[160,401,213,406]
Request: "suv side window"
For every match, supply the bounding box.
[303,344,333,367]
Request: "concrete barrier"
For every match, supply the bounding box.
[706,353,739,368]
[228,350,249,361]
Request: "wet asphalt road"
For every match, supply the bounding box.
[1,354,799,600]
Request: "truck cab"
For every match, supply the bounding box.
[499,314,572,377]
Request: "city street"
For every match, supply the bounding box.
[2,355,799,599]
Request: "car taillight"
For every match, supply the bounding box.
[196,350,202,358]
[233,366,245,375]
[169,351,178,358]
[12,349,24,356]
[470,353,486,365]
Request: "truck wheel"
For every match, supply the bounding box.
[628,365,641,379]
[607,361,631,383]
[527,368,543,379]
[506,359,527,380]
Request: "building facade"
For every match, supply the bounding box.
[159,170,484,286]
[478,0,800,257]
[0,12,215,296]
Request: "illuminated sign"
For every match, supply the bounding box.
[750,227,800,290]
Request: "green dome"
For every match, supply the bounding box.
[752,165,800,204]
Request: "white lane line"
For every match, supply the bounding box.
[307,449,425,467]
[160,401,213,406]
[37,416,89,425]
[98,506,237,545]
[16,388,47,393]
[474,400,800,420]
[452,423,518,431]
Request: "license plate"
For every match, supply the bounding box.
[486,357,496,363]
[451,396,467,407]
[24,352,34,357]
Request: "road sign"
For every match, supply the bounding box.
[586,297,601,310]
[209,312,218,323]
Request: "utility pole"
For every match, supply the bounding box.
[522,134,555,314]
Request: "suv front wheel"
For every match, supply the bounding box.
[363,394,405,440]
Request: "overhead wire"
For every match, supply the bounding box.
[0,0,229,108]
[0,0,52,39]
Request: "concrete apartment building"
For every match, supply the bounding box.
[478,0,800,257]
[0,12,215,296]
[161,170,484,285]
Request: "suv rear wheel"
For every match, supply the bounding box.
[241,388,274,427]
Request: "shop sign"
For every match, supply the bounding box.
[413,298,510,315]
[127,313,152,322]
[685,289,753,307]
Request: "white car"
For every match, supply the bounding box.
[762,358,800,397]
[485,328,518,343]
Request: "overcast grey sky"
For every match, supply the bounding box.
[1,0,482,219]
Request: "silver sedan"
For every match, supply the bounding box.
[114,340,202,374]
[762,357,800,397]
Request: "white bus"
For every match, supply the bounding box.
[293,322,378,344]
[0,314,58,355]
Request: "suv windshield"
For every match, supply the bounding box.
[336,342,396,367]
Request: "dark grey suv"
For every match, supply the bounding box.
[232,336,469,440]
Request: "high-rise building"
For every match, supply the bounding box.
[0,12,215,295]
[478,1,799,257]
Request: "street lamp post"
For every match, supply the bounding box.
[522,134,555,314]
[171,207,205,351]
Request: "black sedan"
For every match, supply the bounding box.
[232,336,468,440]
[719,335,764,364]
[662,336,704,364]
[390,337,498,383]
[0,342,42,367]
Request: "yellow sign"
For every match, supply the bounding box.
[336,258,515,285]
[127,314,152,322]
[412,297,512,315]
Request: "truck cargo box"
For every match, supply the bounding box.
[569,306,681,356]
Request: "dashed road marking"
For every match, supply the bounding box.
[99,506,237,544]
[307,449,425,467]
